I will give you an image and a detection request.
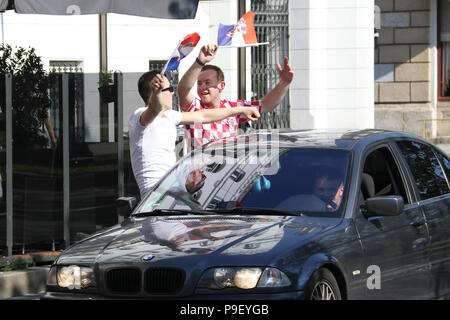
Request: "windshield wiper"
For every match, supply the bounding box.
[133,208,213,217]
[210,207,306,216]
[133,207,306,217]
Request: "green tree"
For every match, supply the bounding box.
[0,44,54,148]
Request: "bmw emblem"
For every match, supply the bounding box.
[141,254,154,262]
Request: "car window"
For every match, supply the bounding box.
[361,146,409,203]
[136,147,351,217]
[433,147,450,184]
[396,140,450,200]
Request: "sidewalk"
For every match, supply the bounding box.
[0,266,50,299]
[0,252,60,299]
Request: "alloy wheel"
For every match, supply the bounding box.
[310,280,336,300]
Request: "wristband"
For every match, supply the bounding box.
[195,57,206,66]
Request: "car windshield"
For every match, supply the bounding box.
[135,145,351,218]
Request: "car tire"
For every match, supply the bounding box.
[305,268,342,300]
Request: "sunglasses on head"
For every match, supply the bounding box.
[161,86,174,93]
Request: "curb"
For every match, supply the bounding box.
[0,251,60,299]
[0,266,50,299]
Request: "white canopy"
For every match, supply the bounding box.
[1,0,199,19]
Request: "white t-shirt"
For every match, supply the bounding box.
[141,217,192,243]
[128,107,182,198]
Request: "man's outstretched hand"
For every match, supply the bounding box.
[242,107,260,121]
[276,56,294,85]
[198,44,218,65]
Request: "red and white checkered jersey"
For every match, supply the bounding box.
[183,98,262,152]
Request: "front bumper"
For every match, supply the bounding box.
[41,290,305,300]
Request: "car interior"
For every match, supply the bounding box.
[361,147,409,204]
[240,149,350,215]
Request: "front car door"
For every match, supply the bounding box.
[395,139,450,299]
[353,143,431,299]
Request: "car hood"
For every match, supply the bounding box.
[56,215,341,266]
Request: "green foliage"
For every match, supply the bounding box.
[0,261,32,272]
[0,44,55,148]
[98,68,113,88]
[98,69,117,103]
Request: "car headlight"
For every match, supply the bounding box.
[54,265,96,289]
[209,267,291,290]
[46,266,58,286]
[258,267,292,287]
[214,267,236,288]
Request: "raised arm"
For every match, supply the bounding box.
[328,183,344,212]
[139,75,165,126]
[260,56,294,113]
[180,106,260,125]
[177,44,218,111]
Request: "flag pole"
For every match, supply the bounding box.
[161,40,182,75]
[219,42,269,48]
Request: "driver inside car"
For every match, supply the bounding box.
[275,167,344,213]
[312,170,344,212]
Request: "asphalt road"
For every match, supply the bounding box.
[5,292,44,300]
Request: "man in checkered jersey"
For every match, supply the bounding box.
[178,43,294,152]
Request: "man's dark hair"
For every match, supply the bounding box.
[138,70,160,104]
[314,167,341,183]
[201,65,225,82]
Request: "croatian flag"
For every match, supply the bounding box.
[162,32,201,74]
[217,11,268,48]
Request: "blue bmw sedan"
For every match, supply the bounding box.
[43,129,450,300]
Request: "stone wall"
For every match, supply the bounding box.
[374,0,431,137]
[436,102,450,138]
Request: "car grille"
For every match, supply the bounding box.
[106,268,141,294]
[105,267,185,295]
[145,268,184,294]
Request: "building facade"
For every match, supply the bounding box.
[289,0,374,130]
[375,0,450,141]
[0,0,376,255]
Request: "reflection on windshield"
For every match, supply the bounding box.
[136,147,351,217]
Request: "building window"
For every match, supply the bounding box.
[48,60,85,142]
[251,0,289,129]
[439,0,450,99]
[49,60,83,73]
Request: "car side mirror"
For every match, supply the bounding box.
[116,196,138,218]
[362,195,404,218]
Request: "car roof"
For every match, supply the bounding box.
[203,128,421,151]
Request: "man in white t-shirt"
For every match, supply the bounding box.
[129,71,260,199]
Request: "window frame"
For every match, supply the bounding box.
[438,0,450,101]
[431,145,450,188]
[393,139,450,201]
[361,143,413,205]
[49,60,83,73]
